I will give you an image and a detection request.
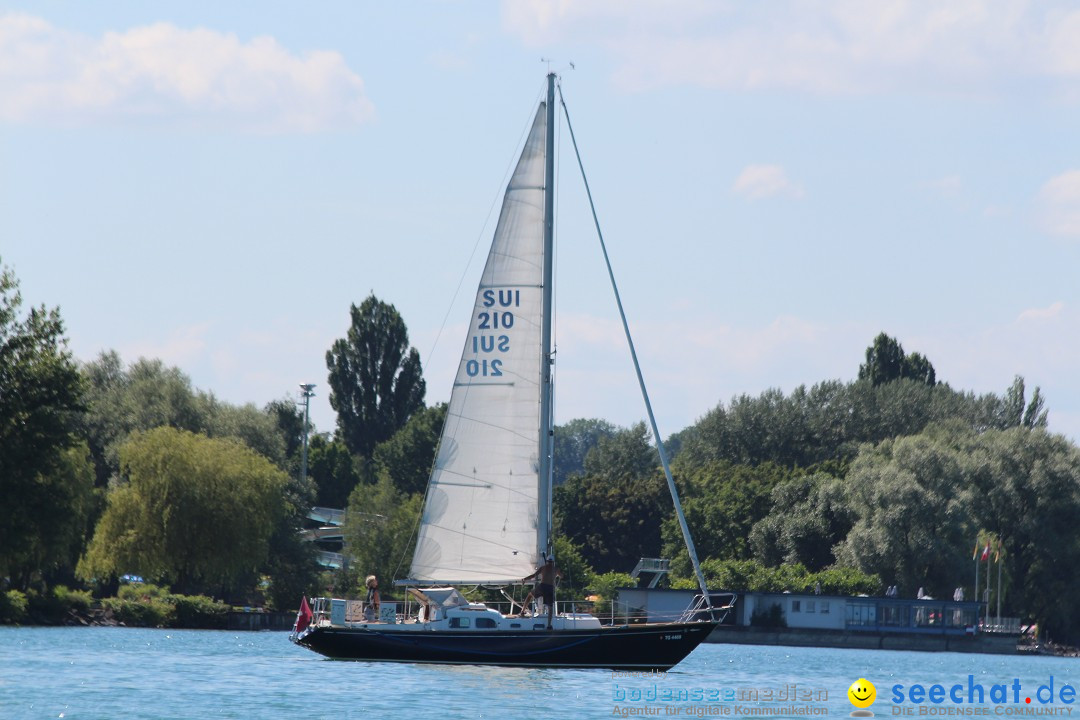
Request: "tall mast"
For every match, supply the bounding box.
[537,72,556,562]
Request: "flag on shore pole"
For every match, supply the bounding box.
[973,540,980,560]
[981,543,991,561]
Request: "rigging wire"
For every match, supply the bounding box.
[556,83,715,614]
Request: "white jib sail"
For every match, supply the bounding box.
[409,103,548,584]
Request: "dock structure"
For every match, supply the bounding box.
[304,507,345,568]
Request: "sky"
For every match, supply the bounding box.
[2,1,1080,443]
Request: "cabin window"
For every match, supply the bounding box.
[475,618,497,629]
[533,624,545,629]
[449,617,471,629]
[791,600,801,612]
[820,602,829,614]
[806,601,816,613]
[510,623,521,629]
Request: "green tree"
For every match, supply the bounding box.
[372,403,446,496]
[833,426,976,598]
[199,395,287,468]
[308,434,367,508]
[750,472,853,570]
[326,295,426,458]
[0,261,86,588]
[662,461,789,578]
[263,518,319,611]
[966,427,1080,641]
[341,475,422,592]
[262,427,318,612]
[78,427,289,594]
[80,353,202,486]
[673,376,1027,471]
[858,332,936,387]
[583,421,657,480]
[265,397,306,461]
[5,443,95,589]
[80,352,291,487]
[552,535,593,597]
[553,423,668,573]
[553,418,617,486]
[683,558,879,596]
[1000,375,1048,429]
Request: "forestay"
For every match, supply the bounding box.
[409,103,548,584]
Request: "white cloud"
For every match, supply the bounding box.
[1018,301,1065,323]
[501,0,1080,98]
[733,164,803,201]
[1036,171,1080,238]
[0,14,374,132]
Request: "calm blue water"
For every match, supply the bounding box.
[1,627,1076,719]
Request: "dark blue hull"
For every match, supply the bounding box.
[295,621,716,670]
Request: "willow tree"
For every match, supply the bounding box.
[79,427,289,594]
[326,295,425,458]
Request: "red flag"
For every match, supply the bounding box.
[980,543,990,561]
[294,596,313,634]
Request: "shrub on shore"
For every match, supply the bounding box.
[170,593,228,629]
[101,583,230,628]
[0,590,28,624]
[25,585,94,623]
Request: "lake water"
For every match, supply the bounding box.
[2,627,1077,720]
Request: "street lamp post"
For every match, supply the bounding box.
[299,383,316,486]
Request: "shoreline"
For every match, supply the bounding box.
[4,606,295,632]
[704,625,1078,656]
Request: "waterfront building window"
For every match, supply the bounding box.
[846,602,876,627]
[820,602,829,614]
[806,601,816,613]
[791,600,801,612]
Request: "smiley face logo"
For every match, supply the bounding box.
[848,678,876,714]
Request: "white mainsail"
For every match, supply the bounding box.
[409,103,549,584]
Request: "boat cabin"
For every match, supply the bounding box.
[308,588,602,633]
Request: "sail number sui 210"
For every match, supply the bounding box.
[467,289,520,378]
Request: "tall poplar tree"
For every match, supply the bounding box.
[858,332,937,387]
[326,295,425,458]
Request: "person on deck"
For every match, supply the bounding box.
[365,575,380,622]
[522,557,562,629]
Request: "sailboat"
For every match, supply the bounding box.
[292,74,723,670]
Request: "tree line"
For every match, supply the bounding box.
[4,255,1079,643]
